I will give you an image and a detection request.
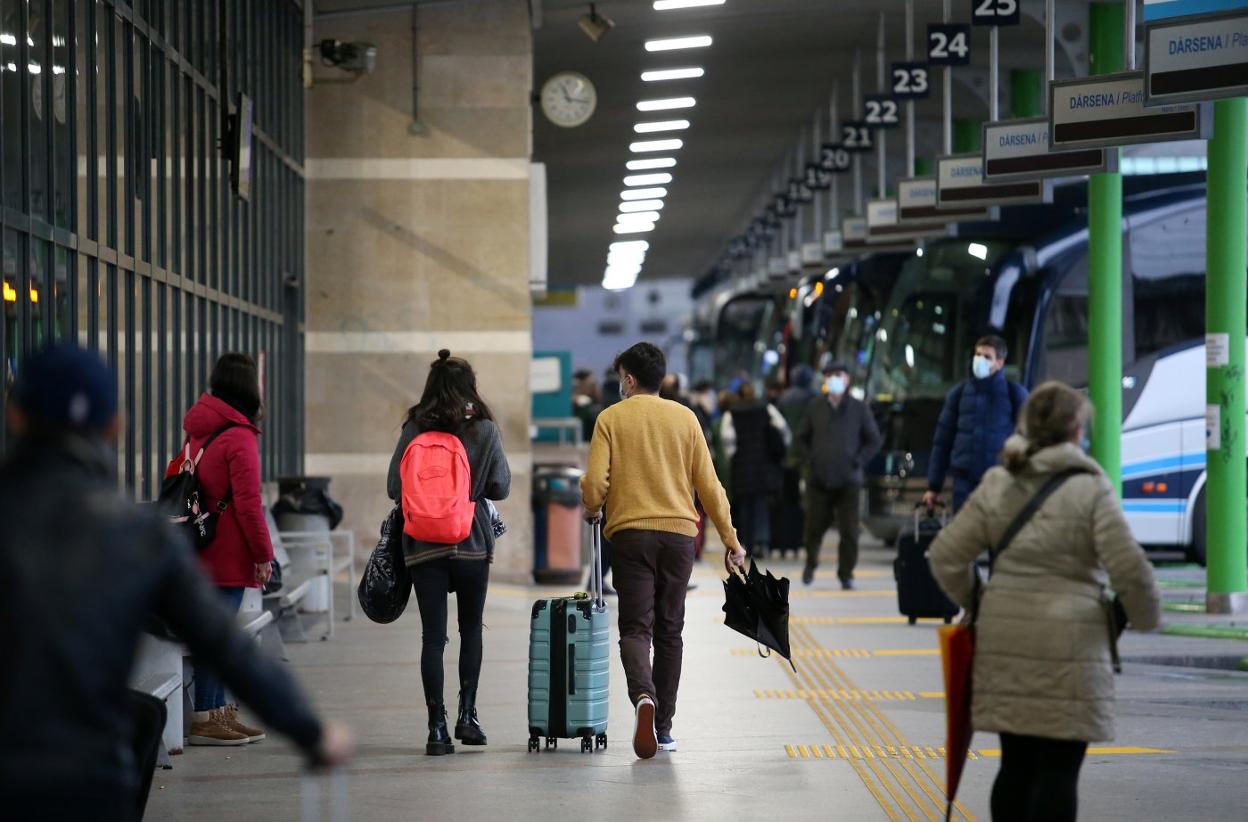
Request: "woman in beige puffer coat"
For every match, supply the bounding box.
[929,381,1161,822]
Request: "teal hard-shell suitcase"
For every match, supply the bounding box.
[527,521,610,753]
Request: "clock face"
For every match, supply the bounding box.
[540,72,597,128]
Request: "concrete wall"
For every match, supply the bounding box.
[306,0,535,581]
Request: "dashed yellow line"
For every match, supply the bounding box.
[785,744,984,761]
[976,746,1173,758]
[733,647,941,658]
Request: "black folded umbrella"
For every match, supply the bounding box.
[722,560,796,671]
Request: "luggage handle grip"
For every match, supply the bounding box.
[568,643,577,695]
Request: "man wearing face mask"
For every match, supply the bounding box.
[923,335,1029,513]
[795,362,882,588]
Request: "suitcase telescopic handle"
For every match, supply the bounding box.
[590,518,605,609]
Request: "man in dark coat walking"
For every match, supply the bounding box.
[796,362,882,588]
[923,334,1028,513]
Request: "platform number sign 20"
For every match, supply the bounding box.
[841,122,874,153]
[891,63,931,99]
[970,0,1020,25]
[864,95,901,129]
[927,23,971,66]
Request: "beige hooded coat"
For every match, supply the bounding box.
[929,436,1161,742]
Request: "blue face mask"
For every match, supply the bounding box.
[972,355,994,380]
[826,375,847,396]
[1080,434,1092,453]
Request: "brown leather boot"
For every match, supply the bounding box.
[219,705,266,743]
[188,710,249,746]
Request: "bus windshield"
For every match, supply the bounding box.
[866,240,1015,403]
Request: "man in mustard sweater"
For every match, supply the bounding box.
[582,342,746,760]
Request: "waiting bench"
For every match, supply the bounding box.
[261,511,356,642]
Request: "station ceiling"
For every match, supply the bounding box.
[534,0,1087,287]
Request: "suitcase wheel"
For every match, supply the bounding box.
[545,737,557,750]
[907,615,917,625]
[596,733,608,750]
[581,736,593,753]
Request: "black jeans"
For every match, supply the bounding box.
[410,557,490,706]
[804,482,861,580]
[991,733,1088,822]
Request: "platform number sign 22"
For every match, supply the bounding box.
[892,63,930,99]
[970,0,1020,26]
[864,95,900,129]
[927,23,971,66]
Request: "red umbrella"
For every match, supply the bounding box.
[938,623,975,822]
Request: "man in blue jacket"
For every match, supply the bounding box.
[923,335,1028,513]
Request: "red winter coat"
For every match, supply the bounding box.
[167,394,274,588]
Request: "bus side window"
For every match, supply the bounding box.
[1041,255,1090,387]
[1130,207,1206,359]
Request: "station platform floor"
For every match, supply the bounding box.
[145,542,1248,822]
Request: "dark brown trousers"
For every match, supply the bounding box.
[609,528,696,735]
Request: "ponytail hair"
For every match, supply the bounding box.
[1002,381,1092,474]
[404,349,495,433]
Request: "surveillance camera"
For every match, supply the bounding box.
[319,39,377,75]
[578,4,614,43]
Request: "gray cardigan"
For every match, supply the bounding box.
[388,418,511,565]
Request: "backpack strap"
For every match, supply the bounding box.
[192,425,239,512]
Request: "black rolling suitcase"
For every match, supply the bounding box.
[894,504,960,625]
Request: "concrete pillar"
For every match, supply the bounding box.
[306,0,535,581]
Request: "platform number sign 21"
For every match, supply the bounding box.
[927,23,971,66]
[864,95,900,129]
[891,63,931,99]
[841,122,874,153]
[970,0,1020,26]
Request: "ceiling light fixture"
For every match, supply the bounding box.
[654,0,725,8]
[613,222,656,235]
[578,3,615,42]
[609,240,650,252]
[620,187,668,200]
[636,97,696,111]
[644,35,713,52]
[633,120,690,134]
[616,211,662,224]
[618,199,665,212]
[623,172,673,186]
[641,67,705,82]
[626,157,677,171]
[629,139,683,153]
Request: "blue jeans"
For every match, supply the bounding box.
[193,586,246,712]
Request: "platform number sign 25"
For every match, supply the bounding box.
[927,23,971,66]
[864,95,901,129]
[891,63,930,99]
[970,0,1020,26]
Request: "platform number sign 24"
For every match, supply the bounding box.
[891,63,930,99]
[927,23,971,66]
[970,0,1020,26]
[864,95,900,129]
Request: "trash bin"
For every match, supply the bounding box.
[273,476,344,612]
[533,465,585,585]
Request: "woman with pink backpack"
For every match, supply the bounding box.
[387,350,512,756]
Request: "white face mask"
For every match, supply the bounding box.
[826,375,847,396]
[972,355,994,380]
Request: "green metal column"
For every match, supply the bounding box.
[1087,2,1123,494]
[915,157,933,177]
[1206,97,1248,614]
[1010,69,1042,118]
[953,118,982,153]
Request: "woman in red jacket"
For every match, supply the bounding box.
[173,353,275,747]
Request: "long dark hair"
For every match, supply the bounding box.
[210,353,263,422]
[405,349,494,433]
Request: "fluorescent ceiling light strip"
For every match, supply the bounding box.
[618,199,665,212]
[637,97,696,112]
[633,120,690,134]
[613,222,656,234]
[624,173,673,186]
[609,240,650,251]
[641,67,705,82]
[620,187,667,200]
[630,139,683,153]
[654,0,725,8]
[644,35,713,51]
[627,157,677,171]
[616,211,661,224]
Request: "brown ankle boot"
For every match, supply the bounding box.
[219,705,266,743]
[188,710,249,746]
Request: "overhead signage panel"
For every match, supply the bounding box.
[1049,70,1210,149]
[927,23,972,65]
[866,199,899,228]
[1144,10,1248,104]
[983,117,1116,180]
[823,230,844,254]
[891,62,932,99]
[864,95,902,129]
[897,177,994,223]
[971,0,1022,26]
[821,143,853,172]
[937,154,1049,209]
[841,122,874,153]
[842,217,869,247]
[1143,0,1248,22]
[867,224,953,245]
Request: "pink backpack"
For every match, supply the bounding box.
[400,431,476,544]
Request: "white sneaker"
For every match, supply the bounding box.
[657,734,678,752]
[633,696,658,759]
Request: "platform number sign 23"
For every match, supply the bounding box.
[970,0,1020,26]
[927,23,971,66]
[864,95,901,129]
[891,63,931,99]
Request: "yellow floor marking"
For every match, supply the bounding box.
[785,744,796,759]
[976,746,1173,758]
[791,616,946,625]
[920,691,945,699]
[799,744,811,758]
[874,649,941,656]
